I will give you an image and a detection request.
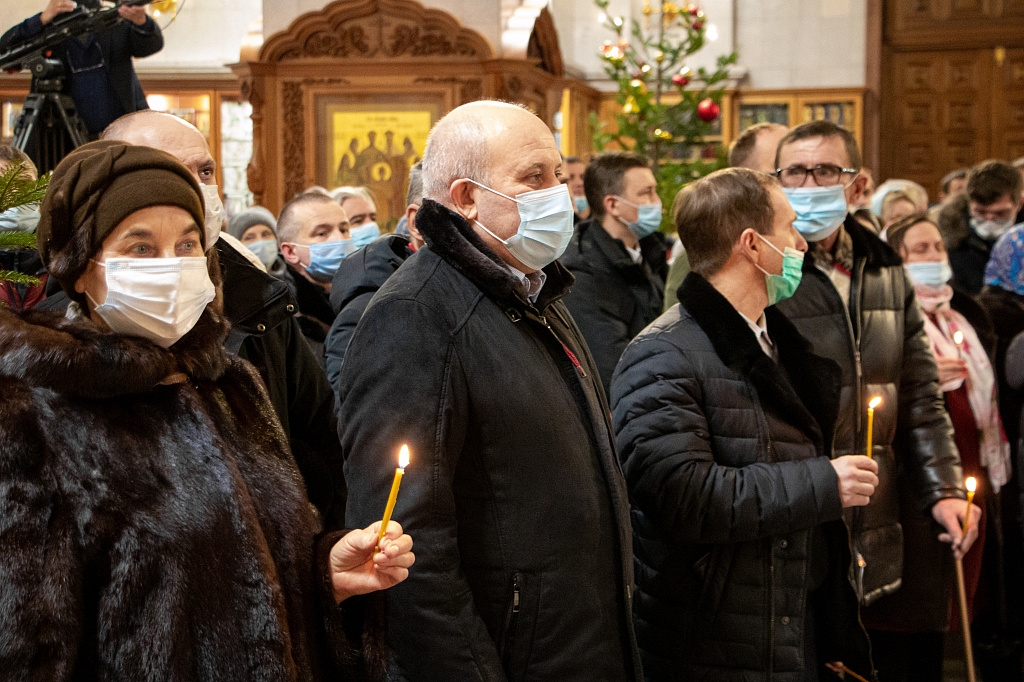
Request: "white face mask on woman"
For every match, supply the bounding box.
[87,257,216,348]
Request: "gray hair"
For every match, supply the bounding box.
[330,185,376,211]
[421,100,531,205]
[406,162,424,206]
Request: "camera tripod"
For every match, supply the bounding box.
[11,56,90,174]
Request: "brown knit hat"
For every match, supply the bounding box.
[37,140,207,301]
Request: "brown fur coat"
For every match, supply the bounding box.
[0,301,380,680]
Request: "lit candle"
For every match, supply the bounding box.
[953,330,965,361]
[865,396,882,459]
[377,445,410,552]
[961,476,976,538]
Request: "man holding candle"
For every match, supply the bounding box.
[771,121,981,679]
[339,100,642,680]
[612,167,878,680]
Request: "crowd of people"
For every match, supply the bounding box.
[3,10,1024,679]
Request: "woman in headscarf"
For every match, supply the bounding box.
[884,214,1007,663]
[0,140,413,681]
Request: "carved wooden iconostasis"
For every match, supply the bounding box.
[232,0,597,220]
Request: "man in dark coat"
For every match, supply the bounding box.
[613,167,878,681]
[325,162,425,400]
[339,101,642,680]
[1,0,163,136]
[772,121,978,675]
[561,151,666,396]
[937,160,1024,294]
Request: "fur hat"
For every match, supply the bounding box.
[227,206,277,241]
[37,140,206,302]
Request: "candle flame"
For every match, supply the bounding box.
[868,396,882,409]
[398,445,410,469]
[966,476,977,493]
[953,330,964,346]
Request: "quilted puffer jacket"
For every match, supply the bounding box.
[612,273,873,681]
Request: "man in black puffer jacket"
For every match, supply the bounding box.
[613,167,877,681]
[340,101,641,680]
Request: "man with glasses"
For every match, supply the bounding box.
[938,160,1024,294]
[773,121,974,679]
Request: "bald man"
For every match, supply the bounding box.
[99,111,348,530]
[339,101,643,680]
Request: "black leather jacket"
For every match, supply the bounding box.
[776,216,964,606]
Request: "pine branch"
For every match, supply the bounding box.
[0,163,50,213]
[0,269,39,287]
[0,230,37,248]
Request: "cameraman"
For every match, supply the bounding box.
[0,0,163,136]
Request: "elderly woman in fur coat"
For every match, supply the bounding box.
[0,140,414,680]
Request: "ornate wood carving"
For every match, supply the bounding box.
[260,0,494,63]
[526,7,564,77]
[886,0,1024,49]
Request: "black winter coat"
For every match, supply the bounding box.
[775,217,964,608]
[34,240,348,530]
[339,199,643,681]
[0,12,161,120]
[281,263,336,367]
[325,234,413,402]
[561,220,666,396]
[612,273,872,681]
[0,300,376,680]
[937,195,996,295]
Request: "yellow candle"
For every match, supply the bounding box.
[377,445,410,552]
[961,476,977,538]
[866,396,882,459]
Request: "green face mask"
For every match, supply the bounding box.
[754,233,805,306]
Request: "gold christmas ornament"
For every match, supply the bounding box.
[629,79,649,95]
[623,96,639,114]
[151,0,178,16]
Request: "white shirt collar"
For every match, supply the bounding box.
[737,310,775,358]
[505,264,547,303]
[624,245,643,264]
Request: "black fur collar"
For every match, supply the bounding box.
[416,199,575,312]
[677,272,841,453]
[0,304,229,398]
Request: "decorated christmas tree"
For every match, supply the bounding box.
[592,0,736,228]
[0,162,48,288]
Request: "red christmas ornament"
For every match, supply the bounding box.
[693,19,704,30]
[671,73,691,87]
[696,98,720,122]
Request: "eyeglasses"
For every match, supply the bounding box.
[775,164,859,187]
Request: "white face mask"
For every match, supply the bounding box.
[88,257,216,348]
[465,180,575,271]
[971,215,1016,241]
[201,184,226,249]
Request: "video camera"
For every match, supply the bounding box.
[0,0,155,75]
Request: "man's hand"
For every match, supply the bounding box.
[935,356,967,386]
[329,521,415,604]
[118,5,148,26]
[830,455,879,508]
[41,0,78,25]
[933,497,982,560]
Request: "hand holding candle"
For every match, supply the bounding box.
[865,396,882,459]
[377,445,410,552]
[952,476,979,682]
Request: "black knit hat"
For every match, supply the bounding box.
[37,140,206,302]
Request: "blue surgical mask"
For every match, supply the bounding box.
[614,196,663,238]
[753,233,805,305]
[905,259,953,288]
[302,239,356,282]
[467,179,576,271]
[573,196,589,214]
[782,185,849,242]
[351,222,381,248]
[0,205,41,232]
[246,239,279,269]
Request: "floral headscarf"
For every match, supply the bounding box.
[985,225,1024,296]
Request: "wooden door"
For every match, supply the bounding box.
[878,0,1024,199]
